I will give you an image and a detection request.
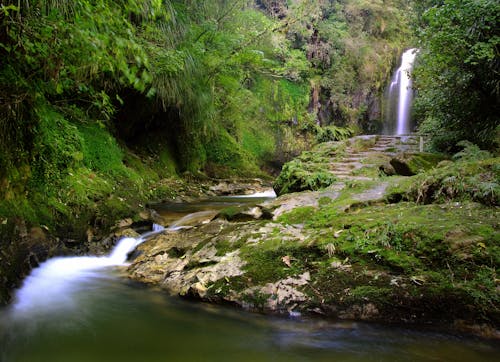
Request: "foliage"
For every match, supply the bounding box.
[288,0,413,128]
[314,125,354,143]
[405,154,500,206]
[273,160,337,195]
[413,0,500,152]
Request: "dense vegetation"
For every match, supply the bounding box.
[0,0,413,235]
[413,0,500,152]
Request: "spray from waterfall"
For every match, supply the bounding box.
[383,49,418,135]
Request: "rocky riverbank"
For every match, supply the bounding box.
[126,136,500,339]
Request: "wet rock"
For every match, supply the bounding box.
[138,208,165,225]
[339,303,380,320]
[169,210,219,229]
[116,218,133,228]
[261,188,342,220]
[28,227,47,243]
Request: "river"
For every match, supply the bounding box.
[1,193,498,361]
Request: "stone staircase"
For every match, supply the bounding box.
[327,135,420,181]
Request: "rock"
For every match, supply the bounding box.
[209,179,269,196]
[116,218,133,228]
[169,210,219,229]
[273,159,336,196]
[28,227,47,243]
[351,183,388,203]
[379,163,396,176]
[114,228,141,239]
[139,209,165,225]
[241,272,311,311]
[219,206,265,221]
[390,152,447,176]
[339,303,380,320]
[260,187,341,220]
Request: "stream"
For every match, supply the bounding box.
[1,192,498,362]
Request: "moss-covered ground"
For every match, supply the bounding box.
[201,143,499,331]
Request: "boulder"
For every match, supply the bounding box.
[389,152,447,176]
[273,159,336,196]
[379,163,396,176]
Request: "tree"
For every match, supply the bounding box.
[413,0,500,151]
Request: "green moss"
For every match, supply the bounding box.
[239,240,324,285]
[278,206,316,225]
[406,157,500,205]
[218,207,242,220]
[214,236,247,256]
[348,286,392,304]
[79,123,125,176]
[273,159,337,195]
[349,137,378,152]
[390,152,448,176]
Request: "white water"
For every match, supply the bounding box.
[384,48,418,135]
[8,235,148,318]
[5,191,276,318]
[229,189,277,198]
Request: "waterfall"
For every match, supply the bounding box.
[7,219,206,316]
[383,49,418,135]
[7,226,164,317]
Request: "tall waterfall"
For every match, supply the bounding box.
[383,49,418,135]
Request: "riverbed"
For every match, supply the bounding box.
[1,194,498,361]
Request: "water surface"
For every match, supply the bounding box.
[1,269,498,362]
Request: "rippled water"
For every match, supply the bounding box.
[1,192,498,361]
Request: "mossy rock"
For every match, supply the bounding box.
[390,152,447,176]
[273,159,336,196]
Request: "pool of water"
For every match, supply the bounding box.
[1,268,498,362]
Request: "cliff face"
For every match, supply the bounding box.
[268,0,412,133]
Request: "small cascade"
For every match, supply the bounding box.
[7,226,161,317]
[5,191,276,319]
[152,223,165,232]
[229,189,277,198]
[383,48,418,135]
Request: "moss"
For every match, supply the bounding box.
[214,236,248,256]
[206,276,249,297]
[347,286,393,304]
[184,260,218,271]
[239,239,324,286]
[273,159,337,195]
[349,136,378,152]
[278,206,316,225]
[406,157,500,205]
[390,152,448,176]
[218,207,242,220]
[167,247,187,258]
